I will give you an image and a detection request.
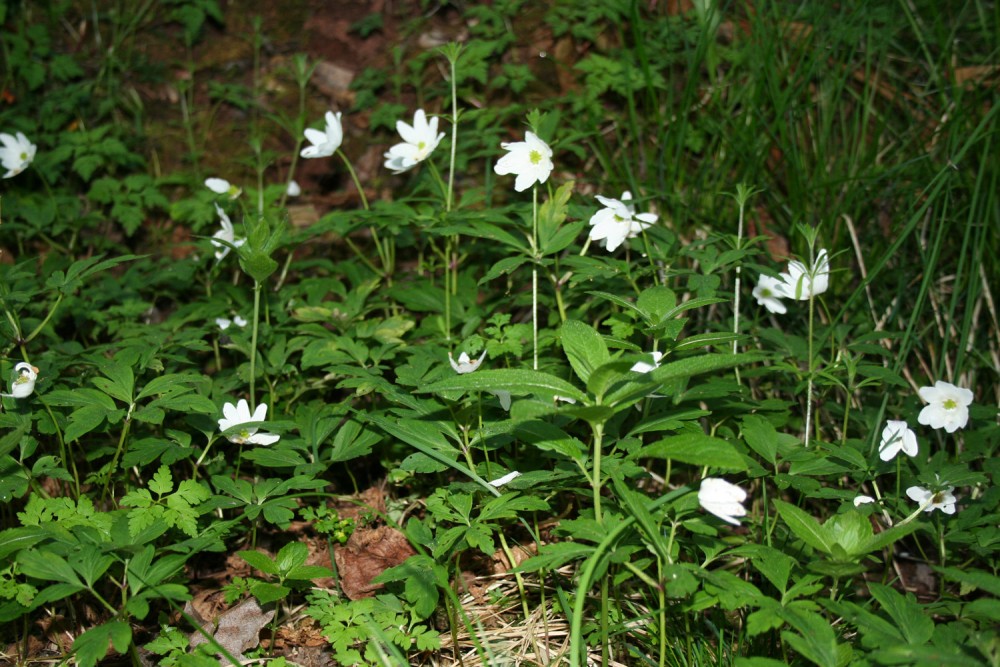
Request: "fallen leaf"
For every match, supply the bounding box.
[189,596,275,662]
[333,525,415,600]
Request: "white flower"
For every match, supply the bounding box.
[493,131,553,192]
[698,478,748,526]
[631,350,663,374]
[906,485,957,514]
[384,109,444,174]
[587,191,657,252]
[0,131,36,178]
[216,316,248,330]
[853,495,876,507]
[917,381,973,433]
[449,350,487,374]
[301,111,343,159]
[286,180,301,197]
[777,249,829,300]
[210,204,246,261]
[218,399,280,446]
[205,177,242,199]
[878,419,918,461]
[488,470,522,488]
[752,274,788,314]
[5,362,39,398]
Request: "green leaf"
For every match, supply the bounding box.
[286,565,333,581]
[249,580,290,604]
[238,550,279,576]
[72,621,132,667]
[773,500,833,555]
[639,433,747,471]
[560,320,610,385]
[275,541,309,575]
[17,549,83,586]
[149,465,174,496]
[779,608,843,667]
[419,369,587,404]
[0,527,48,561]
[741,414,780,466]
[868,583,933,645]
[605,352,763,407]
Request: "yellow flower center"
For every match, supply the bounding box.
[943,398,957,410]
[20,152,27,160]
[932,491,946,504]
[417,141,426,150]
[529,149,542,165]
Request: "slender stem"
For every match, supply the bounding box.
[23,294,63,343]
[101,406,134,503]
[250,280,262,406]
[733,193,745,384]
[805,287,815,447]
[592,422,604,523]
[531,186,539,370]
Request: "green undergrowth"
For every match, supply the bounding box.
[0,0,997,665]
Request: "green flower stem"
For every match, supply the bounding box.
[732,189,748,385]
[496,531,531,624]
[250,280,262,406]
[23,293,62,344]
[805,282,816,447]
[532,186,539,370]
[101,405,134,503]
[592,422,604,524]
[336,149,394,283]
[38,396,78,498]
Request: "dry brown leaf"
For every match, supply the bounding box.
[188,596,275,662]
[333,525,415,600]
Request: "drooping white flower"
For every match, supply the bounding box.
[210,204,246,262]
[216,316,248,331]
[449,350,487,374]
[493,131,553,192]
[752,274,788,314]
[631,351,663,374]
[205,177,242,199]
[777,249,829,300]
[488,470,522,488]
[853,495,876,507]
[4,362,39,399]
[0,131,36,178]
[301,111,343,159]
[384,109,445,174]
[917,381,973,433]
[587,191,657,252]
[218,399,280,446]
[878,419,918,461]
[698,478,748,526]
[286,180,301,197]
[906,485,957,514]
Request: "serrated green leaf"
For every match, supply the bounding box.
[149,465,173,496]
[72,621,132,667]
[239,550,280,575]
[560,320,609,385]
[868,583,933,645]
[774,500,833,555]
[275,541,309,574]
